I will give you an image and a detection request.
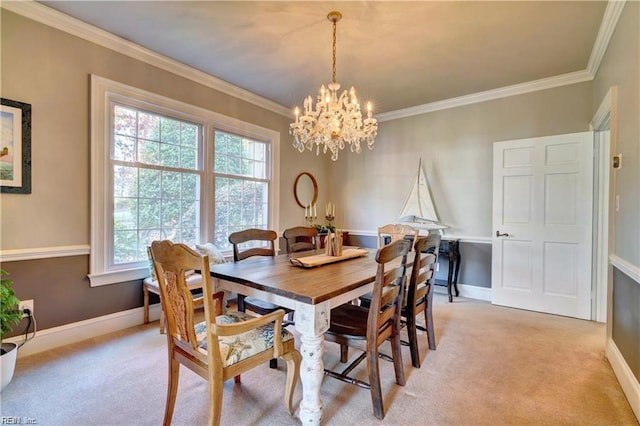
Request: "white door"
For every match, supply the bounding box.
[492,132,593,320]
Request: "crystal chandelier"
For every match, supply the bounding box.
[290,11,378,161]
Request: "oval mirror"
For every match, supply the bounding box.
[294,172,318,208]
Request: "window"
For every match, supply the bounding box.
[90,76,279,286]
[213,131,270,251]
[112,105,202,263]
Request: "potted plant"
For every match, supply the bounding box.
[1,269,22,391]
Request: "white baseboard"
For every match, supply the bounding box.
[6,304,161,358]
[606,338,640,422]
[433,282,492,302]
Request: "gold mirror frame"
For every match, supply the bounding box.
[294,172,318,208]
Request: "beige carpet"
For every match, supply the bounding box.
[1,294,637,425]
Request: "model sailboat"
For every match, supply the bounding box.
[398,159,448,231]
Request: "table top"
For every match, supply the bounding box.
[210,248,381,305]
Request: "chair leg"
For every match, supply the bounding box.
[390,322,406,387]
[406,312,421,368]
[163,354,180,426]
[340,344,349,363]
[282,351,301,415]
[208,369,224,426]
[367,348,385,420]
[425,293,436,351]
[143,286,150,324]
[237,294,246,312]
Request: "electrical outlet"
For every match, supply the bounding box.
[19,299,34,317]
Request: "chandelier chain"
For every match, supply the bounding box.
[332,18,337,84]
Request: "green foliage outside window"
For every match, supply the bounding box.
[109,104,271,263]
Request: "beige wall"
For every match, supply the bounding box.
[0,10,329,329]
[331,83,593,236]
[0,10,328,250]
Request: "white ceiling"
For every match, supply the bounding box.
[38,1,608,116]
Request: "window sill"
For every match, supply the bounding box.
[88,267,149,287]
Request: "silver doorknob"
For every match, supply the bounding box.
[496,230,510,238]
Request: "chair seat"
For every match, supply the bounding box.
[327,304,369,337]
[243,296,282,312]
[143,273,205,334]
[143,272,203,292]
[195,311,295,368]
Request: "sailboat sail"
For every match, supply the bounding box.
[398,159,448,230]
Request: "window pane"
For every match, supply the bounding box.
[160,142,180,168]
[139,198,160,229]
[181,147,197,169]
[114,231,138,263]
[183,173,198,199]
[113,166,137,197]
[181,123,198,148]
[161,172,181,198]
[138,112,159,140]
[227,134,242,156]
[138,139,159,165]
[114,198,137,230]
[113,135,136,162]
[161,118,180,145]
[139,168,160,199]
[114,105,137,137]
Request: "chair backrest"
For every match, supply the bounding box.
[407,234,441,308]
[229,228,277,261]
[368,239,411,342]
[150,240,220,353]
[283,226,319,253]
[377,223,419,249]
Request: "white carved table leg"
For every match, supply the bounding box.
[295,301,330,425]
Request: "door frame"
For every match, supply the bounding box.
[590,86,618,331]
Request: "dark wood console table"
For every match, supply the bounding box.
[434,238,461,303]
[381,233,462,303]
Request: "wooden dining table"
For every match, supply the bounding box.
[209,248,381,425]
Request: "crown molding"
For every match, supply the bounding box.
[587,0,627,76]
[2,0,292,118]
[377,0,624,122]
[3,0,624,122]
[377,70,593,122]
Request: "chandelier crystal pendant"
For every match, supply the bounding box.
[290,11,378,161]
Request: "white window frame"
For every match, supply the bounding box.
[90,75,279,286]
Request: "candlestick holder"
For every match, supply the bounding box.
[305,213,317,226]
[325,214,335,229]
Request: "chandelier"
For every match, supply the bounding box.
[290,11,378,161]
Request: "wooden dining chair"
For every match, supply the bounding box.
[283,226,319,253]
[229,228,293,368]
[403,234,441,368]
[324,239,411,420]
[228,228,279,315]
[359,223,418,309]
[150,240,301,426]
[377,223,419,248]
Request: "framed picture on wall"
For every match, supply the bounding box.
[1,98,31,194]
